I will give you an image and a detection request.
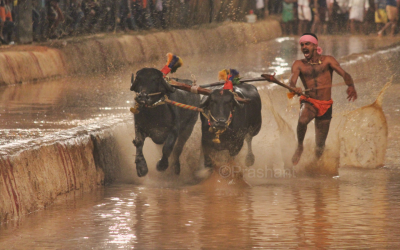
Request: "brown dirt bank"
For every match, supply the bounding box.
[0,19,281,86]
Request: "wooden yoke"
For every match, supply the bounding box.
[169,79,212,95]
[169,79,251,104]
[199,77,268,88]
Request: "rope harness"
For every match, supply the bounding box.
[130,75,237,144]
[207,110,233,144]
[130,93,234,144]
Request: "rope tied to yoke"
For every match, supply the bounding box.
[130,94,210,120]
[130,95,231,144]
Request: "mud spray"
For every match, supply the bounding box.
[110,76,392,187]
[109,40,396,187]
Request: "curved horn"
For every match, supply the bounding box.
[130,73,136,91]
[236,97,251,104]
[200,95,210,109]
[233,96,244,108]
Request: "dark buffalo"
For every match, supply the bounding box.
[130,68,200,177]
[200,84,262,168]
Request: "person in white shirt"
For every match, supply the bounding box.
[298,0,312,35]
[349,0,370,33]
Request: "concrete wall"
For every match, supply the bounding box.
[0,19,281,85]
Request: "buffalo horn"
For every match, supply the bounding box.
[234,96,244,108]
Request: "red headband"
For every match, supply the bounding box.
[299,35,323,55]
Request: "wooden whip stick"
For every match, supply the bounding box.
[169,79,251,103]
[261,74,309,97]
[303,78,366,92]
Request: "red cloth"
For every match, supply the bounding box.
[0,7,5,21]
[223,80,233,90]
[300,96,333,117]
[160,65,171,76]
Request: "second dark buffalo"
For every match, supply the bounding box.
[130,68,200,177]
[200,84,262,168]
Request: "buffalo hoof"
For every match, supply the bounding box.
[135,157,148,177]
[156,157,169,172]
[245,153,255,167]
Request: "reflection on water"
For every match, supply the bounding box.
[1,168,400,249]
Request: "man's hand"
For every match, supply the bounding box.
[293,87,303,96]
[347,85,357,101]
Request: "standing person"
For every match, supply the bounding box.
[2,0,13,44]
[327,0,340,33]
[132,0,153,29]
[289,33,358,165]
[151,0,166,29]
[298,0,312,35]
[255,0,266,19]
[364,0,375,34]
[118,0,137,31]
[0,0,6,44]
[349,0,370,34]
[46,0,64,39]
[330,0,350,33]
[282,0,295,34]
[0,0,13,44]
[32,0,42,41]
[312,0,328,34]
[66,0,84,35]
[82,0,100,33]
[377,0,398,36]
[375,0,387,32]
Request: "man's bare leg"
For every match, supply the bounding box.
[292,103,317,165]
[350,20,356,34]
[315,118,331,158]
[390,21,397,36]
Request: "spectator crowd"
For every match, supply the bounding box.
[1,0,399,46]
[274,0,400,36]
[32,0,169,41]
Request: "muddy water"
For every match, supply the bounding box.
[1,36,400,249]
[1,169,400,249]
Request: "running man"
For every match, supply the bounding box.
[290,33,358,165]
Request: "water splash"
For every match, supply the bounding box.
[339,77,392,168]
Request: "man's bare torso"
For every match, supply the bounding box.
[295,55,334,101]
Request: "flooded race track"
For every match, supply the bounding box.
[1,35,400,249]
[1,169,400,249]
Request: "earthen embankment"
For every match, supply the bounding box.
[0,20,281,85]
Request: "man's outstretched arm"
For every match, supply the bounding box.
[289,60,303,95]
[328,56,358,101]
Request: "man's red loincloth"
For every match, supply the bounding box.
[300,96,333,117]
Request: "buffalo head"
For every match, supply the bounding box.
[130,68,175,106]
[201,89,243,130]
